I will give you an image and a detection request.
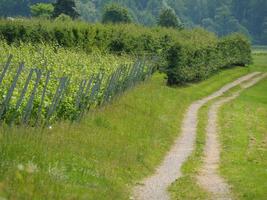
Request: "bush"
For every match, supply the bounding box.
[55,14,72,22]
[52,0,79,19]
[166,33,252,85]
[30,3,54,19]
[0,19,251,85]
[158,8,183,29]
[0,19,213,54]
[102,4,132,24]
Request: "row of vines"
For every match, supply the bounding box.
[0,45,154,126]
[0,19,252,126]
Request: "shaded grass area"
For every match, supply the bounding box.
[219,78,267,200]
[169,52,267,200]
[0,67,250,200]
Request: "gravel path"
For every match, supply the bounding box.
[133,72,260,200]
[197,73,267,200]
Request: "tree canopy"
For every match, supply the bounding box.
[102,4,132,24]
[158,8,183,29]
[30,3,54,18]
[53,0,79,19]
[0,0,266,44]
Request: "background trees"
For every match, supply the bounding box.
[53,0,79,19]
[30,3,54,18]
[0,0,266,44]
[158,8,183,29]
[102,4,132,24]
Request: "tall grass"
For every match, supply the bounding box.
[0,66,250,200]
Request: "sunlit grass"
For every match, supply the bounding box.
[169,52,267,199]
[219,78,267,200]
[0,66,251,199]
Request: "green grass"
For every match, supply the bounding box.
[169,52,267,200]
[251,51,267,72]
[0,66,250,200]
[169,102,210,200]
[219,78,267,200]
[252,45,267,55]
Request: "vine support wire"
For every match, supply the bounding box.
[0,55,13,86]
[22,69,42,124]
[76,75,95,120]
[9,68,35,124]
[35,71,51,125]
[0,55,154,126]
[0,63,24,120]
[45,76,69,125]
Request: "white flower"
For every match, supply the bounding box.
[48,163,67,180]
[17,164,24,171]
[26,162,38,174]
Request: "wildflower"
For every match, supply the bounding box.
[26,162,38,174]
[17,164,24,171]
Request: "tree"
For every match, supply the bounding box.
[75,0,98,22]
[158,8,183,29]
[262,17,267,44]
[102,4,132,24]
[202,18,216,32]
[30,3,54,18]
[53,0,79,19]
[55,13,73,22]
[214,5,249,37]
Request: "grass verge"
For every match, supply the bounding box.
[169,52,267,200]
[219,77,267,200]
[0,67,250,200]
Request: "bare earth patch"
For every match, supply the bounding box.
[133,72,261,200]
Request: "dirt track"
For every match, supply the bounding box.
[133,72,261,200]
[197,73,267,200]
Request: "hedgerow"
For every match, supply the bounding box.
[0,19,216,54]
[0,19,252,85]
[165,34,252,85]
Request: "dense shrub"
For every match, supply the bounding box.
[0,19,215,54]
[54,14,72,22]
[102,3,132,24]
[0,19,252,85]
[166,34,252,85]
[158,8,183,29]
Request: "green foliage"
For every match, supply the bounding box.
[158,8,183,29]
[0,67,251,199]
[166,33,252,85]
[262,17,267,44]
[30,3,54,19]
[54,13,72,22]
[0,42,154,124]
[213,5,249,37]
[0,0,54,17]
[53,0,79,19]
[102,4,132,24]
[0,0,266,44]
[74,0,267,44]
[220,78,267,200]
[0,19,212,55]
[0,19,252,85]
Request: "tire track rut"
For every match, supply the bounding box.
[197,73,267,200]
[133,72,261,200]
